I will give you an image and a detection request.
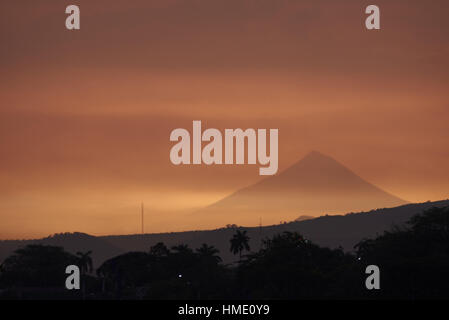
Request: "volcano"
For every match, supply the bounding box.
[193,151,408,227]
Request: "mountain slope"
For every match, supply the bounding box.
[1,200,448,266]
[194,151,407,227]
[0,232,122,269]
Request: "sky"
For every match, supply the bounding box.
[1,0,448,239]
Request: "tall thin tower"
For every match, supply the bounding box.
[141,202,144,234]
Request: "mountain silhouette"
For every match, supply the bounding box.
[0,232,122,270]
[1,200,448,267]
[194,151,408,227]
[295,215,315,222]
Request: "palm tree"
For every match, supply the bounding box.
[196,244,222,263]
[230,229,250,261]
[76,250,93,299]
[76,250,93,275]
[150,242,170,257]
[171,244,193,254]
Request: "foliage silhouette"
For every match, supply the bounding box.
[354,206,449,299]
[230,229,250,261]
[0,245,77,288]
[196,244,222,264]
[75,250,93,299]
[1,206,449,299]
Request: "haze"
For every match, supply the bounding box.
[0,0,448,238]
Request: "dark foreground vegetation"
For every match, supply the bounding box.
[1,207,448,300]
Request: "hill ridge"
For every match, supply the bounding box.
[1,199,448,266]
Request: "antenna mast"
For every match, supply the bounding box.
[141,202,144,234]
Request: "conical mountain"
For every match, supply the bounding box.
[194,151,407,227]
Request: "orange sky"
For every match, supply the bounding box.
[1,0,448,239]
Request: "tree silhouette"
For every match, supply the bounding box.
[171,244,192,254]
[76,250,93,275]
[96,252,151,298]
[150,242,170,257]
[2,206,449,300]
[230,229,250,261]
[76,250,93,299]
[409,206,449,240]
[0,245,77,288]
[353,206,449,299]
[236,231,355,299]
[196,244,222,264]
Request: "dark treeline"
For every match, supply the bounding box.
[1,206,449,299]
